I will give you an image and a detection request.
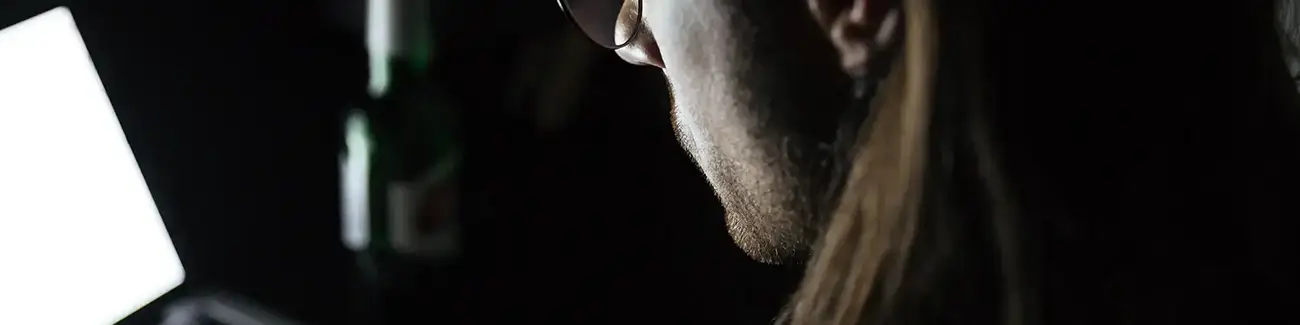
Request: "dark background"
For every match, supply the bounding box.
[8,1,1300,325]
[1,0,801,324]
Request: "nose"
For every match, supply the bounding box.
[612,10,664,68]
[614,35,664,68]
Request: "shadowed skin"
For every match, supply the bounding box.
[614,1,862,263]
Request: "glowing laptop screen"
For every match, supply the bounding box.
[0,7,186,325]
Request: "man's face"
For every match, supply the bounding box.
[611,1,855,263]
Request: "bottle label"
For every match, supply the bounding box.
[386,153,460,259]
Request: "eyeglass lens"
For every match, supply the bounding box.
[563,0,639,49]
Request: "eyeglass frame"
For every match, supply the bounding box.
[557,0,643,50]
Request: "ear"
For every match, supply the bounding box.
[808,0,901,77]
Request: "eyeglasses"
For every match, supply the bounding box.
[559,0,642,49]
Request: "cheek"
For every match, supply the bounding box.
[649,0,763,182]
[670,88,710,169]
[640,1,734,70]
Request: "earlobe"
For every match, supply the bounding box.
[807,0,860,30]
[811,0,901,77]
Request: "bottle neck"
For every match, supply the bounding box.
[366,0,434,97]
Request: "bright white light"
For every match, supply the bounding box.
[366,0,393,96]
[0,7,185,325]
[340,110,373,251]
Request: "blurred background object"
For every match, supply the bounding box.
[1277,0,1300,92]
[0,0,801,324]
[160,292,301,325]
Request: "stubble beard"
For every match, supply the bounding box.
[668,82,830,264]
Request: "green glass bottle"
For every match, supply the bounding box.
[340,0,460,322]
[342,0,460,260]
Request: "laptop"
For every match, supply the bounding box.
[0,7,186,324]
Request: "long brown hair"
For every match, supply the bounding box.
[777,0,1300,323]
[779,0,1025,323]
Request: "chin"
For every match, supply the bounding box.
[724,214,811,265]
[717,191,815,265]
[687,138,824,265]
[665,71,831,265]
